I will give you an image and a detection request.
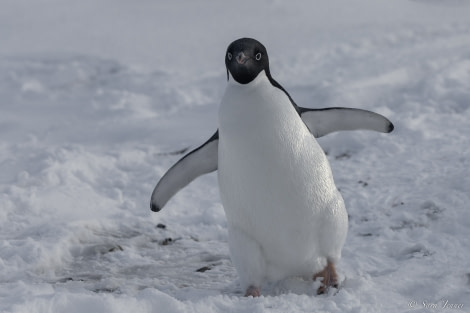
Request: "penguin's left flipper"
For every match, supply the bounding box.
[150,131,219,212]
[299,107,394,138]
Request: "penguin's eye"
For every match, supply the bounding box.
[227,52,232,61]
[255,52,262,61]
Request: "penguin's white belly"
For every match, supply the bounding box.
[218,72,348,285]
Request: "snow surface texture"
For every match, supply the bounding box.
[1,0,470,312]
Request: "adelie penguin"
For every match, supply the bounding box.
[150,38,394,297]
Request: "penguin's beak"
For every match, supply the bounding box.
[236,52,249,64]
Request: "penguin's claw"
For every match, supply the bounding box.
[313,261,339,295]
[244,285,261,297]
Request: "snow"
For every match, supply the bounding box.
[1,0,470,312]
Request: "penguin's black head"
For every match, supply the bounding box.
[225,38,270,84]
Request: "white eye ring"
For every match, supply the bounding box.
[255,53,262,61]
[227,52,232,60]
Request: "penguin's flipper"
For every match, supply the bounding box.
[299,107,394,138]
[150,131,219,212]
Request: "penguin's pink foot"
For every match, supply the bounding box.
[313,261,339,295]
[244,285,261,297]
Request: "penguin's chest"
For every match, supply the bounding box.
[217,77,336,240]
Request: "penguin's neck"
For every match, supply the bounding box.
[220,69,301,144]
[228,70,269,90]
[222,70,276,122]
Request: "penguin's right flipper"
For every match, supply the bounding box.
[150,131,219,212]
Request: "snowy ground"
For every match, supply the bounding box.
[1,0,470,312]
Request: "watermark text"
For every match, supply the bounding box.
[408,299,464,310]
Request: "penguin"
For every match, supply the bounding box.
[150,38,394,297]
